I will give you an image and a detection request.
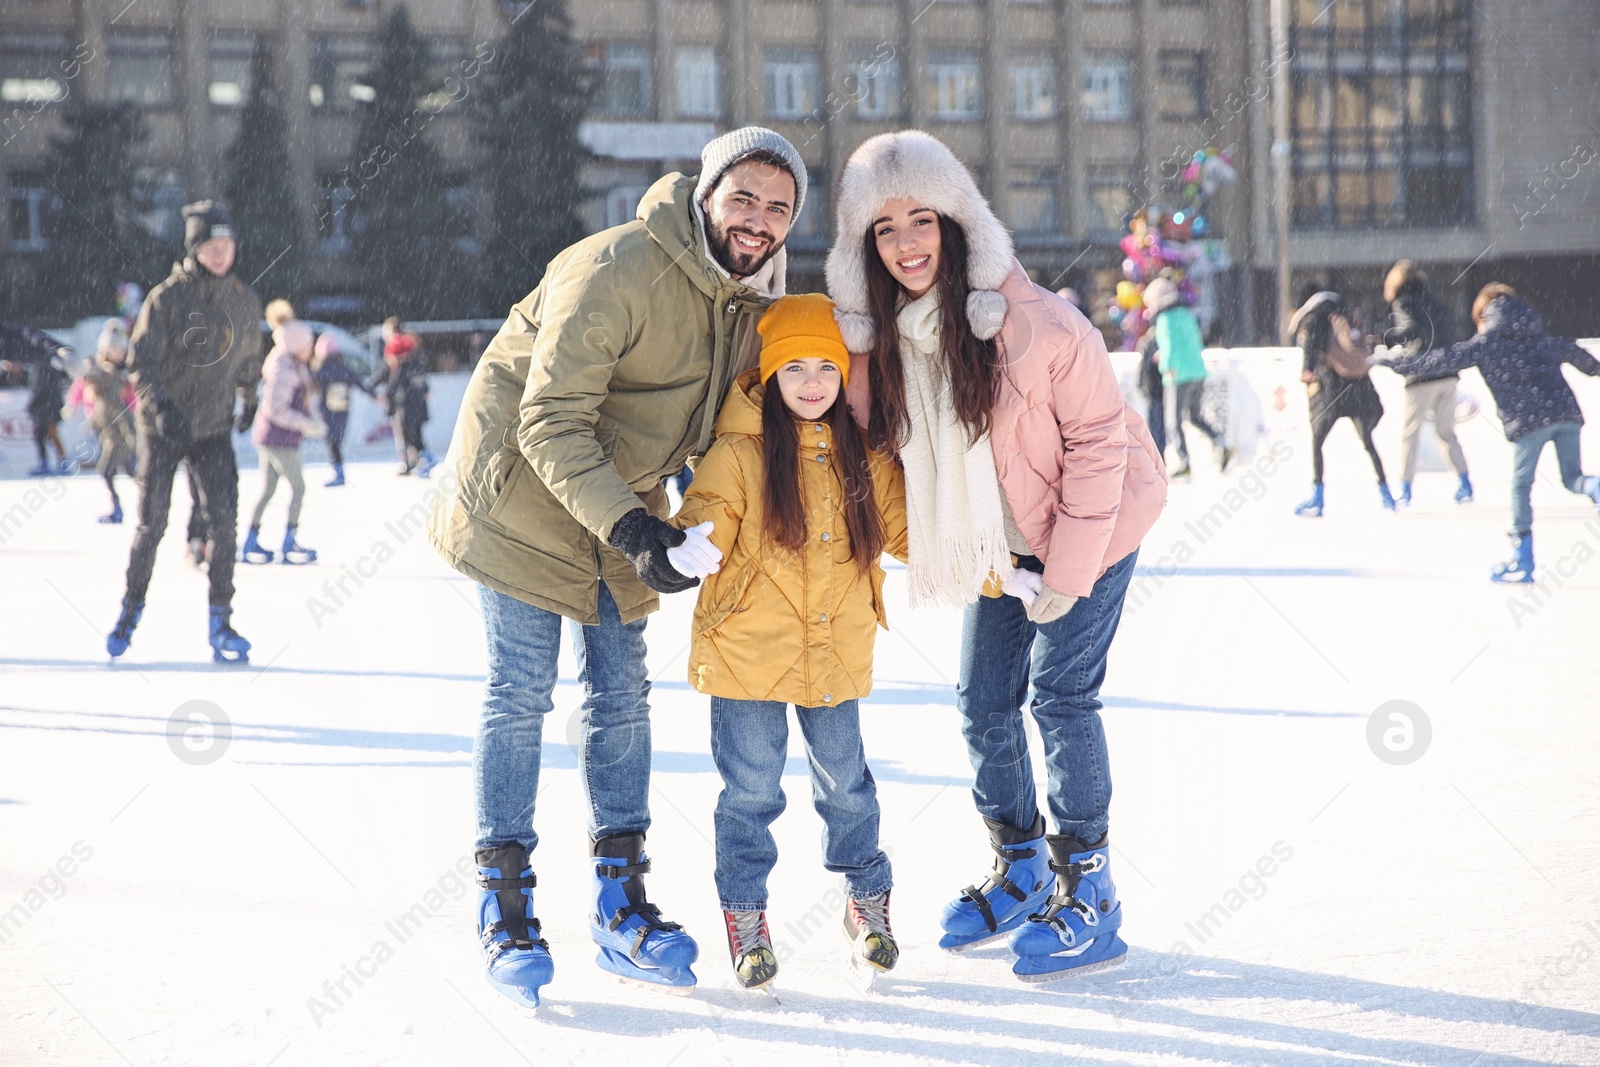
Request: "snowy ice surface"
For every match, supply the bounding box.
[3,399,1599,1066]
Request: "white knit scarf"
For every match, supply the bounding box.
[895,290,1012,607]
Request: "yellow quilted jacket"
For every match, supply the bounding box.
[673,370,908,707]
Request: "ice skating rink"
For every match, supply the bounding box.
[3,407,1599,1065]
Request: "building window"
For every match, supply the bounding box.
[1157,50,1205,120]
[590,43,652,115]
[8,179,58,252]
[1082,54,1132,121]
[1013,60,1056,120]
[1009,166,1059,233]
[108,32,175,108]
[208,33,257,108]
[318,173,365,254]
[1290,0,1473,228]
[129,167,187,244]
[1085,164,1137,235]
[443,179,482,255]
[676,45,721,118]
[790,168,830,240]
[604,185,649,228]
[849,45,900,119]
[764,48,820,119]
[421,38,469,111]
[927,49,982,119]
[1,32,72,104]
[309,37,374,109]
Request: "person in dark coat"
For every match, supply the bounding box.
[371,323,433,476]
[79,320,139,522]
[1289,285,1394,516]
[310,332,374,487]
[107,199,264,663]
[1374,283,1600,583]
[27,350,70,477]
[1382,260,1472,505]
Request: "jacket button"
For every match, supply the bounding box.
[823,693,832,703]
[816,454,826,463]
[818,440,827,448]
[821,532,831,542]
[820,613,828,622]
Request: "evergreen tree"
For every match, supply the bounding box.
[32,100,150,320]
[223,37,302,301]
[347,5,470,321]
[476,0,593,314]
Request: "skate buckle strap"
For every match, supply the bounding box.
[607,902,685,958]
[482,916,548,956]
[476,872,536,891]
[595,859,651,879]
[960,883,1000,932]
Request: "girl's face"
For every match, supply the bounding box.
[773,357,842,422]
[872,198,941,298]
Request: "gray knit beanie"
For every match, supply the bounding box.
[694,126,807,221]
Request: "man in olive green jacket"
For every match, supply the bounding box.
[430,127,805,1003]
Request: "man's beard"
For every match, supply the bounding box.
[706,216,783,278]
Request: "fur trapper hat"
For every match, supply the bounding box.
[826,131,1015,352]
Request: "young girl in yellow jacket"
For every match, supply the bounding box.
[672,293,908,991]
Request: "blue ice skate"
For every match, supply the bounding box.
[1294,483,1324,518]
[589,833,697,993]
[1455,473,1474,504]
[1379,483,1397,511]
[281,526,317,565]
[1010,835,1128,981]
[106,597,143,658]
[208,606,251,664]
[1398,482,1412,507]
[1490,533,1534,584]
[240,526,274,564]
[476,844,554,1009]
[939,815,1053,950]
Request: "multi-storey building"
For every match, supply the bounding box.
[3,0,1596,337]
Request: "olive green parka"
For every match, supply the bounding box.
[429,173,784,623]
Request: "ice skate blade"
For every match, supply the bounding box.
[1014,952,1127,982]
[597,951,696,995]
[846,956,885,993]
[938,927,1013,952]
[485,972,543,1010]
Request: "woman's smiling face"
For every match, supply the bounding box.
[872,198,941,298]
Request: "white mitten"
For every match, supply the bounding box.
[1000,568,1043,607]
[666,520,722,579]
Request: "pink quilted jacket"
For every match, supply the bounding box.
[846,262,1168,598]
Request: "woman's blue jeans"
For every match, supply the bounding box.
[955,549,1139,844]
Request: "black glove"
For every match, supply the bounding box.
[607,508,698,594]
[235,397,257,434]
[154,405,191,446]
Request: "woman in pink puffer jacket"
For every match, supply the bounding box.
[828,131,1166,981]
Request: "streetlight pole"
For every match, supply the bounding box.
[1270,0,1293,342]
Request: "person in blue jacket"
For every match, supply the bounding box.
[1373,283,1600,582]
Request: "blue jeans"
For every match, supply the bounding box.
[955,549,1139,845]
[1510,422,1586,535]
[474,582,653,853]
[709,697,892,910]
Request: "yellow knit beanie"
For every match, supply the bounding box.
[757,293,851,385]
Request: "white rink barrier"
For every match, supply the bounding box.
[4,342,1598,481]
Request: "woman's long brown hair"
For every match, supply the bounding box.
[861,215,999,453]
[761,380,885,575]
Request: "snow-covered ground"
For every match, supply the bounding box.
[3,400,1600,1066]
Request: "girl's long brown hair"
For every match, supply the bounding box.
[761,380,885,575]
[861,214,999,453]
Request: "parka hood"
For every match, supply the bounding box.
[638,173,787,303]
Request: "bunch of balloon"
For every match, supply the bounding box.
[1110,147,1237,350]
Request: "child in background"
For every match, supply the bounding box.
[78,319,139,523]
[1143,275,1230,477]
[1374,283,1600,582]
[311,332,374,487]
[670,293,909,992]
[242,300,326,565]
